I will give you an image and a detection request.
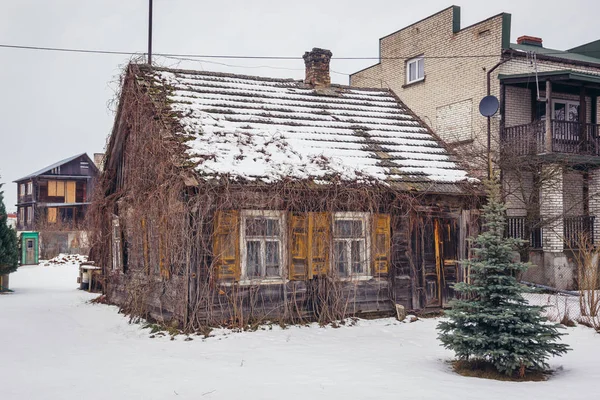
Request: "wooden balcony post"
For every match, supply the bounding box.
[580,87,588,152]
[545,80,552,153]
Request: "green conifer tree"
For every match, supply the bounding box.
[0,180,19,283]
[437,180,570,376]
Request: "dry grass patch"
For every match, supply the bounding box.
[452,360,552,382]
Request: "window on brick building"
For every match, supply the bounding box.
[406,56,424,84]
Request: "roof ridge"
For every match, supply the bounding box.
[141,63,392,93]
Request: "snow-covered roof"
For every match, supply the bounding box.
[142,66,473,193]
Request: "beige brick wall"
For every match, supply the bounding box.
[563,170,584,216]
[350,63,384,88]
[503,170,533,217]
[589,169,600,244]
[505,86,531,127]
[350,7,600,175]
[350,7,506,166]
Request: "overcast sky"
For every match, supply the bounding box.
[1,0,599,212]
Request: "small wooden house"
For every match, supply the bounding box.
[14,153,99,258]
[14,153,99,231]
[95,49,479,330]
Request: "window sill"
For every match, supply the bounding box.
[338,275,373,282]
[220,278,287,287]
[402,76,426,88]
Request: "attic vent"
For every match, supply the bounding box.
[517,35,543,47]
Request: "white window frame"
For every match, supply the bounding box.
[19,184,25,198]
[26,181,33,195]
[111,216,122,272]
[239,210,286,283]
[552,99,580,122]
[332,212,371,279]
[406,56,425,84]
[26,206,33,223]
[19,207,25,224]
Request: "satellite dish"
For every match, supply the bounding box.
[479,95,499,117]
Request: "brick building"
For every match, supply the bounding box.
[350,6,600,289]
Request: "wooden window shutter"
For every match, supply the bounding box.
[309,212,331,277]
[213,210,240,281]
[56,181,65,198]
[66,181,76,203]
[288,212,309,280]
[47,207,57,223]
[372,214,391,275]
[48,180,57,197]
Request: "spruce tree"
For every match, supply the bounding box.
[0,180,19,282]
[437,180,570,376]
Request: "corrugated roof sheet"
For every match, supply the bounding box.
[510,43,600,65]
[142,67,474,192]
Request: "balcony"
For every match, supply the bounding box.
[506,215,595,249]
[501,120,600,159]
[564,216,595,249]
[506,217,543,249]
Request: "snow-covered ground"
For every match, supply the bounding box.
[2,263,600,400]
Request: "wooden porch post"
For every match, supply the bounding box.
[580,87,588,151]
[545,80,553,153]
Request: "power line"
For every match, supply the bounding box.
[2,42,598,60]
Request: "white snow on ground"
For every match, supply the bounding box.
[42,253,88,266]
[2,264,600,400]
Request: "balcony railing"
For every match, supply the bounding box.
[501,120,600,157]
[564,216,595,249]
[506,215,595,249]
[506,217,543,248]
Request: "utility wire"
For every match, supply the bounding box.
[2,43,598,60]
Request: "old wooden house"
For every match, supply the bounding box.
[95,49,479,330]
[14,153,99,257]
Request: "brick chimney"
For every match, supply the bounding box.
[93,153,105,170]
[303,48,332,88]
[517,35,543,47]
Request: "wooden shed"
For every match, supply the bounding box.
[93,49,480,330]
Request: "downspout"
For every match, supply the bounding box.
[486,57,510,180]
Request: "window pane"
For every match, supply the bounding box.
[246,217,280,237]
[409,62,416,82]
[568,104,579,122]
[246,218,266,236]
[351,240,364,274]
[266,219,280,237]
[417,58,424,79]
[246,241,261,277]
[265,241,279,277]
[335,220,363,238]
[334,241,348,276]
[554,102,566,121]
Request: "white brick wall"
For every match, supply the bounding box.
[588,168,600,244]
[540,164,564,253]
